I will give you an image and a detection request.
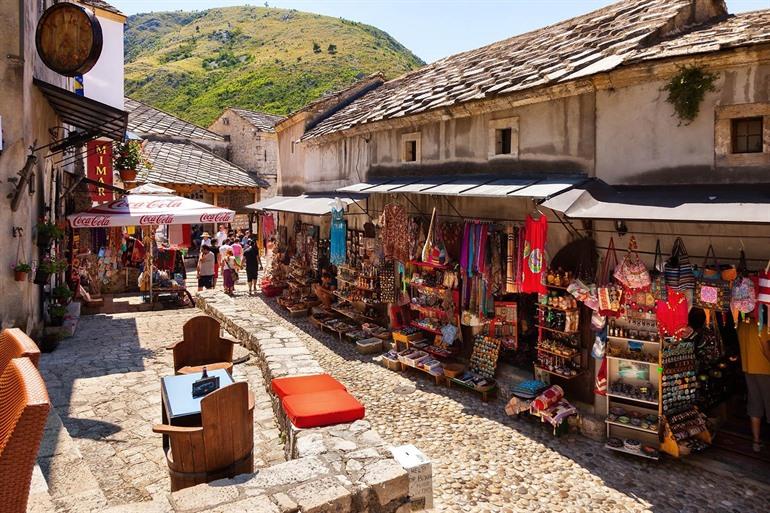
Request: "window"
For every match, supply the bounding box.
[488,117,519,158]
[223,135,231,142]
[222,117,230,126]
[495,128,512,155]
[732,117,763,154]
[400,132,421,163]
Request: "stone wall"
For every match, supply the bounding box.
[186,290,411,513]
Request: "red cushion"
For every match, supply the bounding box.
[282,389,365,429]
[271,373,346,400]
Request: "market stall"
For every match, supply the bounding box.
[67,184,235,305]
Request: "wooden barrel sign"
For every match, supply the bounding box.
[36,3,103,77]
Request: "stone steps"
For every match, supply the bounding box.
[31,409,109,513]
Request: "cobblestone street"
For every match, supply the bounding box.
[235,289,770,513]
[29,290,770,513]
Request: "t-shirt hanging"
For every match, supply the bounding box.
[521,214,547,294]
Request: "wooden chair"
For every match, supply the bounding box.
[0,357,51,513]
[152,382,255,491]
[167,316,235,375]
[0,328,41,373]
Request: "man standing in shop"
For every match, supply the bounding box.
[215,224,228,247]
[738,321,770,453]
[196,245,215,291]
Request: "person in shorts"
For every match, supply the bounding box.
[197,245,215,291]
[737,321,770,452]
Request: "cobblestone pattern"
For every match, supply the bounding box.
[35,308,285,511]
[232,291,770,513]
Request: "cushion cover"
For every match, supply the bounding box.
[271,373,346,400]
[282,389,365,429]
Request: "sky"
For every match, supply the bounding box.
[110,0,767,63]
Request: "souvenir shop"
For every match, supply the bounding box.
[67,185,234,305]
[257,185,770,461]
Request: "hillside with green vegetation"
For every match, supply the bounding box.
[124,6,424,126]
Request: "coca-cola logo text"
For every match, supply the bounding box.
[70,215,111,228]
[139,214,175,225]
[199,212,233,223]
[109,198,183,210]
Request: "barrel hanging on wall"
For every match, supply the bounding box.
[36,3,103,77]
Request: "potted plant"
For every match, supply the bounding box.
[52,284,73,306]
[114,140,152,182]
[35,257,68,285]
[37,219,65,248]
[13,262,31,282]
[47,304,67,327]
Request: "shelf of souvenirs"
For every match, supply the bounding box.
[535,325,580,336]
[409,281,451,295]
[606,392,659,406]
[533,365,584,380]
[537,303,579,313]
[535,343,580,359]
[407,260,449,270]
[410,320,443,336]
[604,442,660,460]
[402,338,459,359]
[607,335,661,346]
[331,305,382,324]
[606,354,660,366]
[332,289,381,305]
[409,303,449,319]
[605,418,660,435]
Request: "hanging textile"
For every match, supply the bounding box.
[168,224,191,248]
[521,214,547,294]
[382,204,409,263]
[505,225,517,293]
[330,207,347,265]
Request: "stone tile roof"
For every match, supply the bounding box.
[303,1,769,140]
[125,97,224,141]
[77,0,124,16]
[230,109,286,133]
[136,141,267,189]
[632,9,770,62]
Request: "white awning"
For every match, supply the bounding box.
[245,194,368,216]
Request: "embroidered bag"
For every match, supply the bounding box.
[731,276,756,317]
[650,240,668,301]
[597,238,623,317]
[613,236,651,289]
[665,237,695,291]
[694,245,730,311]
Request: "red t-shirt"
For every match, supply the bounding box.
[522,214,547,294]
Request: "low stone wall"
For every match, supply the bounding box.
[180,290,410,513]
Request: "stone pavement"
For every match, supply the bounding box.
[32,307,285,512]
[232,289,770,513]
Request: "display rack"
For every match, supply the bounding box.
[446,335,499,402]
[406,260,460,359]
[605,317,663,460]
[535,285,584,380]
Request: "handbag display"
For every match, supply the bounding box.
[650,240,668,301]
[597,238,623,317]
[694,245,730,312]
[613,236,651,290]
[664,237,695,291]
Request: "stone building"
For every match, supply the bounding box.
[126,98,267,223]
[209,108,285,199]
[0,0,127,334]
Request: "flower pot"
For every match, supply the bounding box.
[14,271,28,282]
[34,270,50,285]
[119,169,137,181]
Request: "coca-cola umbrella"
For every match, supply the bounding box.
[67,190,235,227]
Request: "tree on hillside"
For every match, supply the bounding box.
[327,44,337,54]
[312,42,321,53]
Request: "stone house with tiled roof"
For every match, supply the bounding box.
[209,108,286,199]
[124,97,266,219]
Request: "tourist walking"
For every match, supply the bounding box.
[196,245,215,291]
[221,248,240,296]
[243,236,262,295]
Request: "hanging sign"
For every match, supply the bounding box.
[36,3,103,77]
[87,140,113,203]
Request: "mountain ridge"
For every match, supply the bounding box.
[124,5,424,126]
